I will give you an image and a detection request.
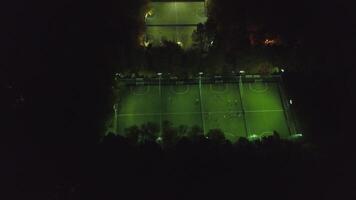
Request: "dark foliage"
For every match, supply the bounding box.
[4,0,355,199]
[15,133,356,200]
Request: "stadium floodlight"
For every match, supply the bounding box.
[156,137,162,143]
[290,133,303,139]
[157,72,162,76]
[239,70,246,74]
[145,10,153,20]
[199,72,204,75]
[248,134,260,140]
[144,41,150,47]
[289,99,293,105]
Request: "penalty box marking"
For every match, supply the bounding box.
[209,83,228,93]
[169,84,190,94]
[131,85,151,95]
[248,82,269,93]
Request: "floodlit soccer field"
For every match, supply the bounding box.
[145,1,207,48]
[146,2,207,25]
[115,77,294,142]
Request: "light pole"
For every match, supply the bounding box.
[237,71,248,138]
[113,104,118,133]
[198,72,206,134]
[157,73,162,135]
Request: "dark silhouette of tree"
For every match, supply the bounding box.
[177,125,189,137]
[161,120,179,147]
[206,129,226,144]
[272,131,281,140]
[187,125,204,141]
[192,23,214,53]
[140,122,159,142]
[125,125,141,144]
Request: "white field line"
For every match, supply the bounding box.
[210,84,228,93]
[132,85,150,95]
[170,85,189,94]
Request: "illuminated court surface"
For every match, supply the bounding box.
[114,77,293,142]
[145,1,207,48]
[146,2,207,25]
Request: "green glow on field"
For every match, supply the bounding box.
[145,2,207,48]
[293,133,303,137]
[113,80,294,142]
[248,134,260,140]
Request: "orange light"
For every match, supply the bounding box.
[264,38,276,45]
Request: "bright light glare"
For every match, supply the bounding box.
[291,133,303,138]
[157,72,162,76]
[289,99,293,105]
[281,68,285,72]
[239,70,245,74]
[156,137,162,142]
[248,134,259,139]
[144,41,150,47]
[177,41,183,46]
[145,10,153,19]
[199,72,204,75]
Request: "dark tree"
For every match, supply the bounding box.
[125,125,141,144]
[140,122,160,142]
[207,129,226,144]
[161,121,179,147]
[187,125,204,141]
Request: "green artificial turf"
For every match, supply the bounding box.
[115,80,292,142]
[146,2,207,25]
[145,2,207,48]
[161,84,203,128]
